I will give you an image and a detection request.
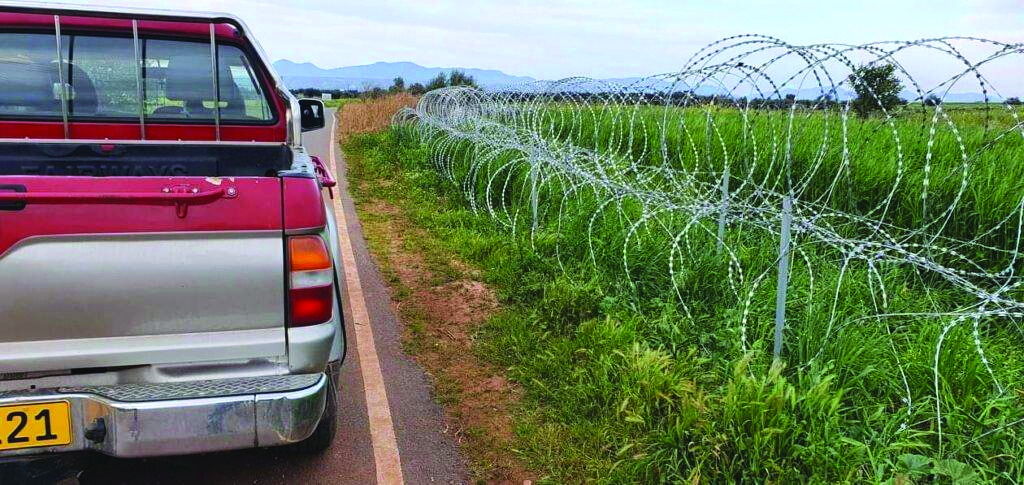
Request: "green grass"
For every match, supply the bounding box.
[324,97,360,108]
[528,103,1024,247]
[345,98,1024,483]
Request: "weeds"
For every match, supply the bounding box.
[345,128,1024,483]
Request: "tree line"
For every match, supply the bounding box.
[385,69,479,96]
[291,65,1021,115]
[291,69,479,100]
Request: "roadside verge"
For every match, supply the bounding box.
[342,131,534,484]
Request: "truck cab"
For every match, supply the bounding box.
[0,4,344,458]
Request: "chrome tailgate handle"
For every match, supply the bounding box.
[0,184,238,218]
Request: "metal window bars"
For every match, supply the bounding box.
[1,3,299,145]
[210,23,221,141]
[52,15,68,139]
[132,19,145,140]
[49,14,222,141]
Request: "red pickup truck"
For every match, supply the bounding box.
[0,4,345,459]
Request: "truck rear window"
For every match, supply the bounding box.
[0,32,274,123]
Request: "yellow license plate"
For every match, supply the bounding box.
[0,401,72,451]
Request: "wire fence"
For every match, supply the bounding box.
[393,35,1024,445]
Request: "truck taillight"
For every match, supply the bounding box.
[288,235,334,326]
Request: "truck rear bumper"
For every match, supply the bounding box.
[0,373,327,459]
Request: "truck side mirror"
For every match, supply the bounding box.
[299,98,326,132]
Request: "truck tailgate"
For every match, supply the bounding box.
[0,176,286,373]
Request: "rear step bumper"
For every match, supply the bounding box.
[0,374,327,459]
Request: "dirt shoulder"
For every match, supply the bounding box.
[347,172,533,483]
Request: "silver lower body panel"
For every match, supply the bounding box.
[0,373,327,459]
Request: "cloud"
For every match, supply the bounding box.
[48,0,1024,92]
[965,0,1024,38]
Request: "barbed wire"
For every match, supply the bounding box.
[393,36,1024,445]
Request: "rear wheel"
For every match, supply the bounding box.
[290,374,338,453]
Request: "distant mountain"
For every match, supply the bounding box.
[274,60,1003,103]
[273,60,535,90]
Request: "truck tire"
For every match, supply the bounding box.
[291,375,338,453]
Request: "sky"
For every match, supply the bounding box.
[49,0,1024,92]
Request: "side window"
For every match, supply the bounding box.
[218,45,273,121]
[61,35,139,117]
[145,40,273,122]
[0,33,62,117]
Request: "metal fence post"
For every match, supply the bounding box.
[530,164,539,233]
[717,166,729,254]
[773,194,793,360]
[705,110,713,172]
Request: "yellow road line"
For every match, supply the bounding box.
[329,115,405,485]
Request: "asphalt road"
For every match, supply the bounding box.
[55,110,469,485]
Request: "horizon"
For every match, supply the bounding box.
[49,0,1024,95]
[271,59,1019,101]
[275,59,527,76]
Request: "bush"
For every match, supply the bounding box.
[424,70,479,92]
[389,76,405,94]
[362,87,387,99]
[425,73,448,92]
[448,69,478,88]
[848,64,904,117]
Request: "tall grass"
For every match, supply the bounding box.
[337,93,418,139]
[366,81,1024,482]
[531,103,1024,247]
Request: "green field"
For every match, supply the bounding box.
[323,97,360,109]
[349,96,1024,483]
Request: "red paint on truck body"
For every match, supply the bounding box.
[282,177,327,232]
[0,13,242,39]
[0,121,285,142]
[0,177,284,257]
